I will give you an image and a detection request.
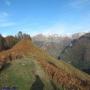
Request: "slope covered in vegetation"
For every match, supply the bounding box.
[0,38,90,90]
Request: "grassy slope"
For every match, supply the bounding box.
[0,39,90,89]
[0,57,64,90]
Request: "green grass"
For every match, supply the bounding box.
[0,57,64,90]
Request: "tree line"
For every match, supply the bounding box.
[0,31,31,51]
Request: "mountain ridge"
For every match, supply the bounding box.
[0,38,90,90]
[60,33,90,72]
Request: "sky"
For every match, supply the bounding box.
[0,0,90,36]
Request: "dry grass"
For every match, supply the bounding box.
[0,39,90,90]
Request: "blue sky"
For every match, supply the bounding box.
[0,0,90,36]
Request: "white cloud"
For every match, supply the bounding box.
[69,0,90,8]
[5,0,11,6]
[0,12,8,18]
[0,12,9,23]
[14,22,90,36]
[41,24,66,35]
[0,22,15,27]
[0,12,15,27]
[3,12,9,17]
[40,22,90,36]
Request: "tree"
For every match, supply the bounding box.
[5,36,19,49]
[0,34,6,51]
[17,31,23,40]
[16,31,31,40]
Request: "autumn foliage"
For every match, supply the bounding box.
[0,38,90,90]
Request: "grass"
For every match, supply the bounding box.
[0,57,64,90]
[46,55,90,81]
[0,58,35,89]
[0,39,90,89]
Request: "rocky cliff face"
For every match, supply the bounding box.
[60,33,90,71]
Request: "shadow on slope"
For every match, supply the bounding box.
[30,75,44,90]
[0,63,11,73]
[51,81,59,90]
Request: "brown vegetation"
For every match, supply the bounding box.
[0,38,90,90]
[38,60,90,90]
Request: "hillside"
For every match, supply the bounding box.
[0,38,90,90]
[32,33,85,59]
[60,33,90,73]
[32,34,72,58]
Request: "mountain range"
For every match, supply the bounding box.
[60,33,90,74]
[0,33,90,90]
